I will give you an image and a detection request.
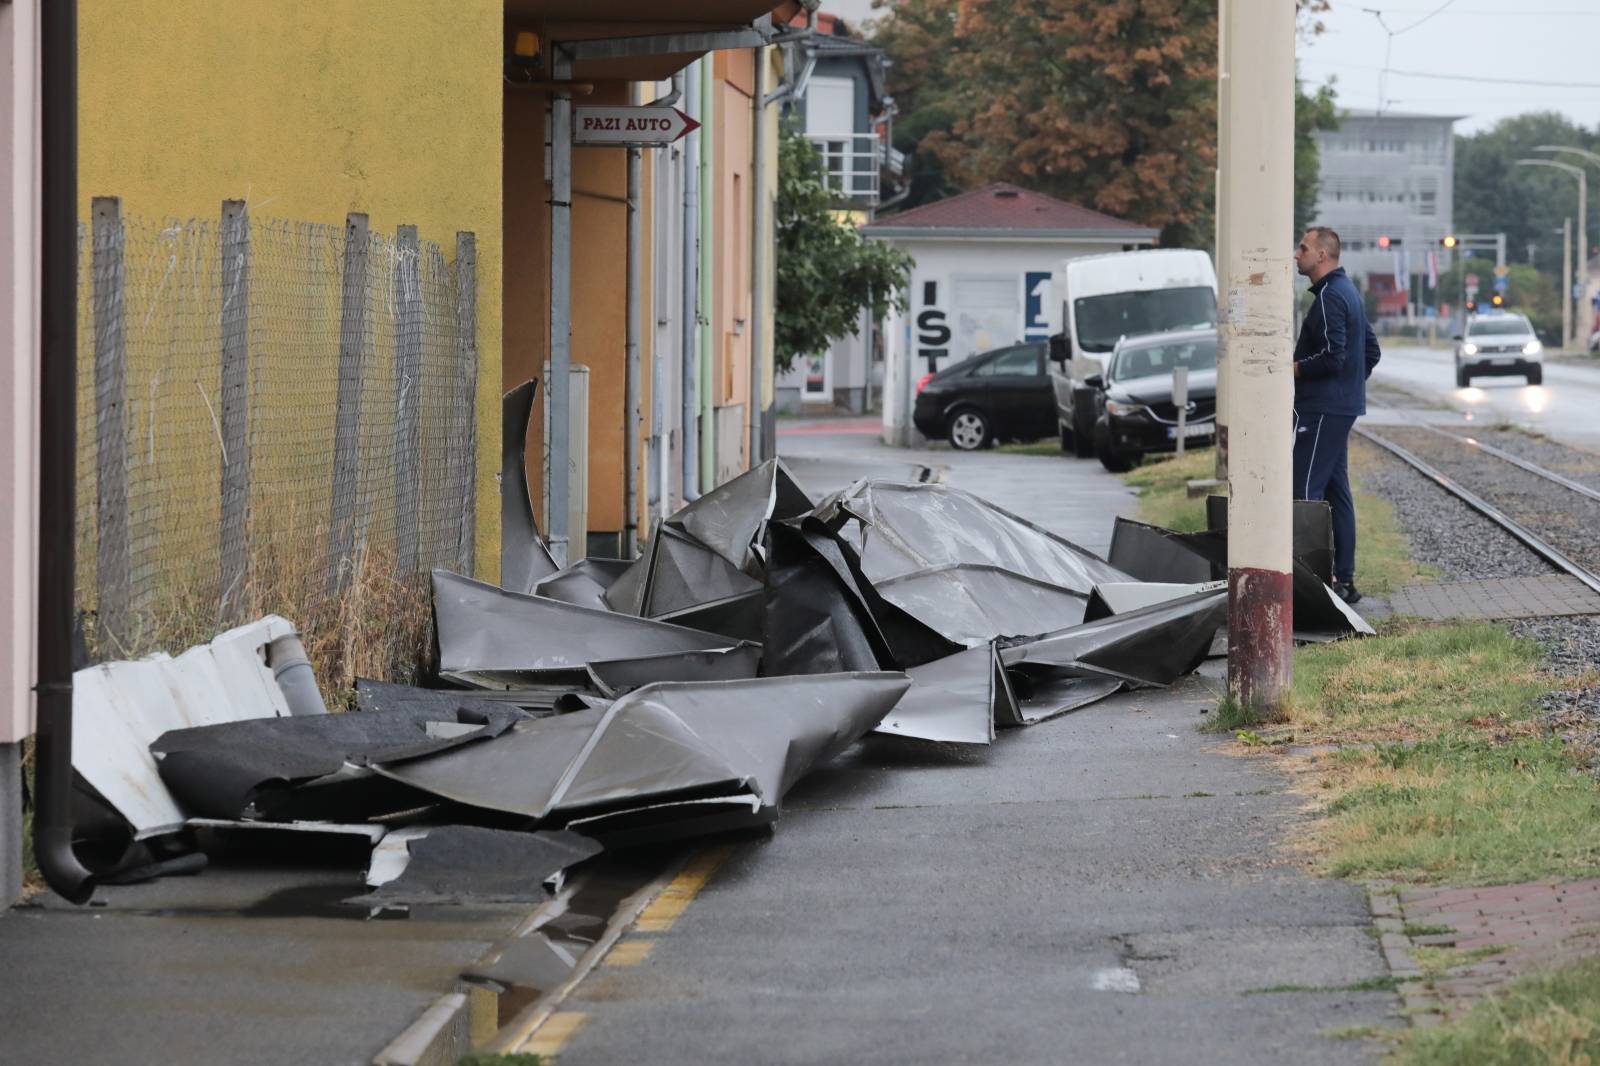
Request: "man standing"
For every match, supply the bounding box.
[1291,226,1381,604]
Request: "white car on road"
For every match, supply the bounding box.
[1454,312,1542,387]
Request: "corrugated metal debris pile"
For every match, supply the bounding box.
[71,448,1369,909]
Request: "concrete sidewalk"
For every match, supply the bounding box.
[544,430,1398,1064]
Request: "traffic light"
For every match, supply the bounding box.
[1441,235,1458,249]
[1491,293,1504,307]
[1466,299,1478,312]
[1377,235,1392,249]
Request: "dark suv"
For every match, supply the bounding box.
[1088,329,1217,472]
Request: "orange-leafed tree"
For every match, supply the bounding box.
[870,0,1336,247]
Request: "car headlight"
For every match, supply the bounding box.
[1462,342,1479,356]
[1104,400,1148,417]
[1523,340,1543,356]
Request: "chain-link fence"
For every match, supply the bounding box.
[76,199,478,690]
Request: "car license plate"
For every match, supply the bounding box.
[1492,357,1517,365]
[1167,424,1212,440]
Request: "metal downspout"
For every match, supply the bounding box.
[748,49,767,467]
[681,63,700,501]
[36,0,95,904]
[651,73,683,524]
[698,57,716,491]
[625,133,642,559]
[547,53,574,565]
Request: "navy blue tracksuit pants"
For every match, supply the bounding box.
[1293,410,1357,585]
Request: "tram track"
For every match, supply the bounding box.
[1355,421,1600,598]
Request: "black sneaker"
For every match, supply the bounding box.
[1334,581,1362,606]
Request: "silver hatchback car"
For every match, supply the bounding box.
[1454,312,1543,387]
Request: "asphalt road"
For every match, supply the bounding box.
[553,424,1396,1065]
[1368,343,1600,451]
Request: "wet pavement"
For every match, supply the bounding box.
[0,864,526,1066]
[550,422,1398,1065]
[1366,344,1600,452]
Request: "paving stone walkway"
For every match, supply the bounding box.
[1370,878,1600,1023]
[1389,574,1600,621]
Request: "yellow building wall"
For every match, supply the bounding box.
[78,0,504,582]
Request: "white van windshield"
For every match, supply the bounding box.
[1074,286,1217,353]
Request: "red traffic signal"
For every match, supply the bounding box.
[1377,235,1392,249]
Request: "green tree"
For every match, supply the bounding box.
[775,125,913,373]
[1296,77,1340,236]
[1454,112,1600,279]
[1435,258,1563,344]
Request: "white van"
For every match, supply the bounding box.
[1047,249,1217,456]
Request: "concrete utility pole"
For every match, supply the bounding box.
[1213,0,1231,481]
[1520,154,1586,350]
[1219,0,1295,711]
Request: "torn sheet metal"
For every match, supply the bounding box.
[642,526,763,617]
[534,557,634,611]
[1107,518,1222,584]
[874,565,1090,647]
[432,569,736,688]
[999,671,1125,726]
[501,380,560,593]
[876,643,1005,745]
[827,482,1130,593]
[149,695,532,821]
[584,644,761,697]
[664,457,814,577]
[785,518,962,670]
[652,590,767,645]
[1000,587,1228,688]
[762,523,889,676]
[1085,581,1226,622]
[350,826,601,907]
[1206,495,1336,584]
[371,674,909,838]
[72,615,302,839]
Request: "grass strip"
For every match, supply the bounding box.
[1287,622,1600,886]
[1391,956,1600,1066]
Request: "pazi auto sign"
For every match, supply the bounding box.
[573,106,701,146]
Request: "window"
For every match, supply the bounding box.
[1072,287,1217,353]
[1111,337,1217,382]
[974,344,1043,377]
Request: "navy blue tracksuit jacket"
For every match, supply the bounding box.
[1293,266,1381,414]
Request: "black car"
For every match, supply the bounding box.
[1088,329,1217,472]
[912,341,1054,451]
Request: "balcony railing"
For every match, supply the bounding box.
[806,132,896,203]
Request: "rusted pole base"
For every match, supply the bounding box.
[1227,566,1293,712]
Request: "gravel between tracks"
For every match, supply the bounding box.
[1351,431,1600,737]
[1351,436,1553,582]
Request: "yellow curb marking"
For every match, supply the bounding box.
[635,845,733,933]
[603,939,656,967]
[522,1011,588,1057]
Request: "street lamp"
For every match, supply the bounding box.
[1517,156,1587,349]
[1535,145,1600,347]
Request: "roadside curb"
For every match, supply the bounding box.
[1368,882,1446,1028]
[371,852,696,1065]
